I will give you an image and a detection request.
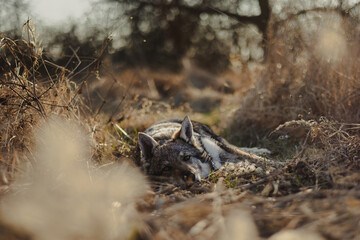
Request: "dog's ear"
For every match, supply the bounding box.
[179,116,194,143]
[138,133,159,160]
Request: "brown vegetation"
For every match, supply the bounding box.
[1,8,360,240]
[230,11,360,145]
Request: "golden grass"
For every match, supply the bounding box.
[1,11,360,239]
[226,11,360,147]
[0,25,130,184]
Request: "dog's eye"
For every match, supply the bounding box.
[183,155,191,161]
[162,166,172,172]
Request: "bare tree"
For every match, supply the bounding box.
[107,0,271,72]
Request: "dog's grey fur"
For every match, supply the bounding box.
[138,116,267,187]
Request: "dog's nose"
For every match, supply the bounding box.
[183,171,196,186]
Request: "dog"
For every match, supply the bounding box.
[138,116,269,187]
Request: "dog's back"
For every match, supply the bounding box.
[144,118,220,142]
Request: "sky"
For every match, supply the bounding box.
[30,0,92,25]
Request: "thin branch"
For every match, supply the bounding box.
[66,46,82,77]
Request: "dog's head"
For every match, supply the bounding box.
[139,116,211,187]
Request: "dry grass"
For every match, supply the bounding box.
[0,26,149,239]
[0,32,83,184]
[228,11,360,146]
[0,24,131,184]
[1,10,360,240]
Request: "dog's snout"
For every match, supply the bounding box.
[184,170,195,179]
[183,171,196,186]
